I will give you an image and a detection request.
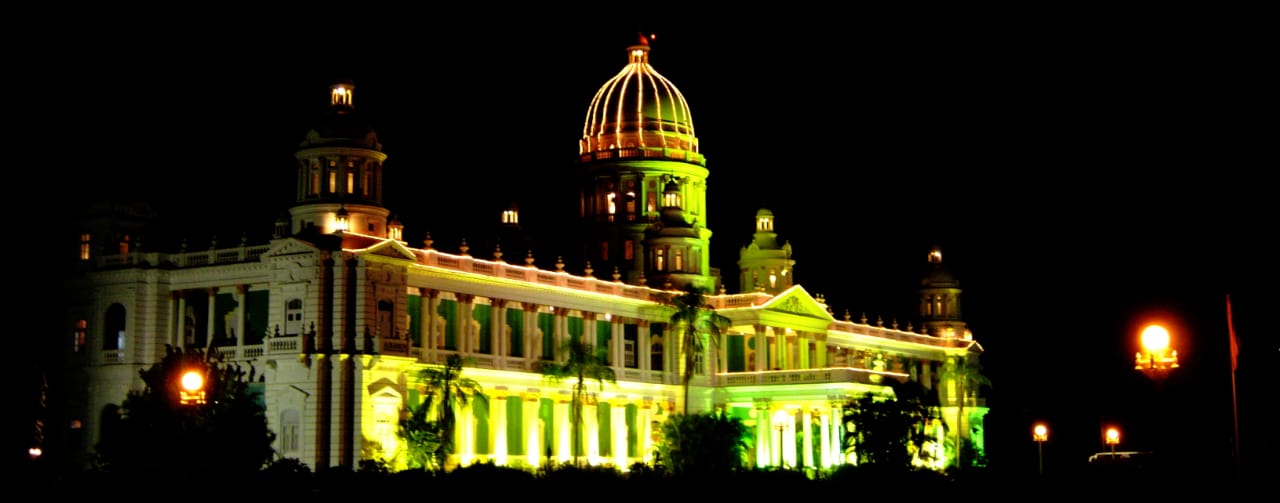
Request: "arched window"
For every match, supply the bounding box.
[73,319,87,353]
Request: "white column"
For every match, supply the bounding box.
[639,402,653,463]
[639,321,651,372]
[206,288,217,347]
[555,399,570,463]
[235,285,247,354]
[525,397,541,467]
[493,395,507,466]
[756,403,771,468]
[459,401,474,467]
[783,411,797,468]
[797,333,810,369]
[611,402,627,469]
[819,408,832,468]
[802,408,814,468]
[754,326,767,372]
[585,399,599,465]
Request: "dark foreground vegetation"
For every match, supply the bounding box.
[24,461,1258,500]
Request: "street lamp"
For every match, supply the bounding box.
[179,369,206,405]
[1032,422,1048,477]
[1135,323,1179,376]
[1105,426,1120,459]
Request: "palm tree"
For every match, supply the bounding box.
[534,337,616,466]
[413,353,483,470]
[940,352,990,471]
[669,285,731,414]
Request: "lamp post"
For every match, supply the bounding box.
[179,369,206,405]
[1135,323,1178,378]
[1105,426,1120,459]
[1033,422,1048,477]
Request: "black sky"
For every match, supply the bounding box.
[29,8,1275,476]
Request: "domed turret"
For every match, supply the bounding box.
[579,35,700,163]
[288,80,391,238]
[575,36,716,291]
[918,246,968,339]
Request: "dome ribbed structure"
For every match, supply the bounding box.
[579,36,701,165]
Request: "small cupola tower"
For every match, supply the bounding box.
[918,246,969,339]
[737,208,795,295]
[642,176,715,292]
[288,80,391,237]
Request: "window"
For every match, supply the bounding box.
[118,234,130,255]
[673,249,683,271]
[328,171,337,193]
[73,319,87,353]
[280,409,300,454]
[607,192,617,215]
[655,249,664,271]
[624,240,634,260]
[346,171,355,194]
[285,298,303,336]
[104,303,126,351]
[310,168,320,196]
[79,233,91,260]
[378,300,394,337]
[362,169,372,197]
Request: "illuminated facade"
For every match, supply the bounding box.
[58,39,986,474]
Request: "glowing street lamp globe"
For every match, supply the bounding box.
[1135,323,1179,373]
[179,369,207,405]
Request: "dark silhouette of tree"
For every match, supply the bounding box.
[92,345,275,479]
[534,338,616,465]
[841,380,937,469]
[668,285,730,414]
[655,410,751,476]
[404,354,482,471]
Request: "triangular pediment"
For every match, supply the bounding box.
[261,238,320,259]
[358,238,417,260]
[758,285,835,321]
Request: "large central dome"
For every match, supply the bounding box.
[579,36,700,162]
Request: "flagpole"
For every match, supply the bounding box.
[1227,294,1242,480]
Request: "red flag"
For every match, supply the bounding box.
[1227,295,1239,372]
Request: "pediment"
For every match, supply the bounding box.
[260,238,320,259]
[359,239,417,260]
[758,285,835,321]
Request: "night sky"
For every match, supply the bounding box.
[28,8,1274,478]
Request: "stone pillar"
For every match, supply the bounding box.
[205,287,217,348]
[235,285,247,354]
[422,289,438,363]
[611,400,627,468]
[553,308,569,362]
[830,399,846,466]
[585,396,599,464]
[554,398,570,463]
[814,333,828,368]
[638,320,651,372]
[754,398,772,468]
[819,407,831,468]
[493,393,507,466]
[493,299,507,365]
[457,294,474,354]
[524,395,541,467]
[754,325,767,372]
[802,408,814,468]
[797,332,810,369]
[611,317,624,368]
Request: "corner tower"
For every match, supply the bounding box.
[576,36,714,291]
[288,81,391,238]
[737,209,795,294]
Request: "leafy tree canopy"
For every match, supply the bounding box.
[93,346,275,478]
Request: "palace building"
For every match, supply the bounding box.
[56,38,987,474]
